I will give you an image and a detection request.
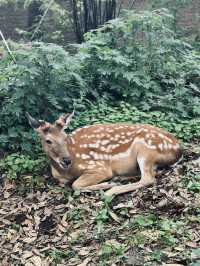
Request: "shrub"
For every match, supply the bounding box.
[0,153,47,179]
[0,42,86,153]
[76,9,200,118]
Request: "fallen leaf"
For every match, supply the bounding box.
[23,237,37,244]
[3,191,10,199]
[162,264,184,266]
[78,247,90,256]
[77,257,91,266]
[186,241,197,248]
[28,256,42,266]
[108,210,121,223]
[22,251,33,260]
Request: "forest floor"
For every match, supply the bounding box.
[0,143,200,266]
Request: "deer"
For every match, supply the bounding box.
[26,112,182,197]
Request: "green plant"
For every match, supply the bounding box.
[67,208,84,221]
[0,41,86,153]
[99,242,127,263]
[95,208,110,224]
[149,250,164,262]
[151,0,193,36]
[0,153,47,179]
[48,249,75,264]
[131,214,157,228]
[190,248,200,266]
[76,9,200,119]
[182,166,200,193]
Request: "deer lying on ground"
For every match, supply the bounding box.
[27,112,182,196]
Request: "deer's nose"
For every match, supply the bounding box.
[62,157,71,167]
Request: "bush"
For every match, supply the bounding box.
[76,9,200,118]
[0,42,86,153]
[0,153,47,179]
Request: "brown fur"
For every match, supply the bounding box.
[31,115,182,196]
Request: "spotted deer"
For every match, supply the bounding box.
[26,112,182,196]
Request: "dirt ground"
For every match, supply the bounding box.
[0,144,200,266]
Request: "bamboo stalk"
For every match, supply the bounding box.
[0,30,16,63]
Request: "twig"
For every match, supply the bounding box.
[31,0,54,40]
[129,0,136,10]
[0,30,16,63]
[117,0,123,17]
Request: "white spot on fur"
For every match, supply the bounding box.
[87,165,96,169]
[101,140,110,145]
[81,154,91,159]
[76,153,81,158]
[158,133,165,139]
[164,136,173,143]
[78,164,85,169]
[88,143,99,148]
[172,143,180,150]
[94,128,101,133]
[136,128,144,134]
[80,144,88,148]
[168,143,172,149]
[149,145,157,149]
[163,140,168,150]
[82,125,90,129]
[158,143,163,151]
[133,137,157,150]
[147,139,152,146]
[88,160,96,165]
[80,135,88,139]
[107,128,114,133]
[100,146,107,152]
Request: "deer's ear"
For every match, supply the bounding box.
[55,111,75,130]
[26,112,50,132]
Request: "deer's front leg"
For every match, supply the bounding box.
[72,168,115,191]
[51,166,73,186]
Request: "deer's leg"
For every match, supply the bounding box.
[51,166,74,186]
[105,155,156,197]
[72,168,115,191]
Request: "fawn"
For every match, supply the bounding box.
[27,112,182,196]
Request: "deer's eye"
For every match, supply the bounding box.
[46,139,52,145]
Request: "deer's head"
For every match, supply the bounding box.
[26,112,74,170]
